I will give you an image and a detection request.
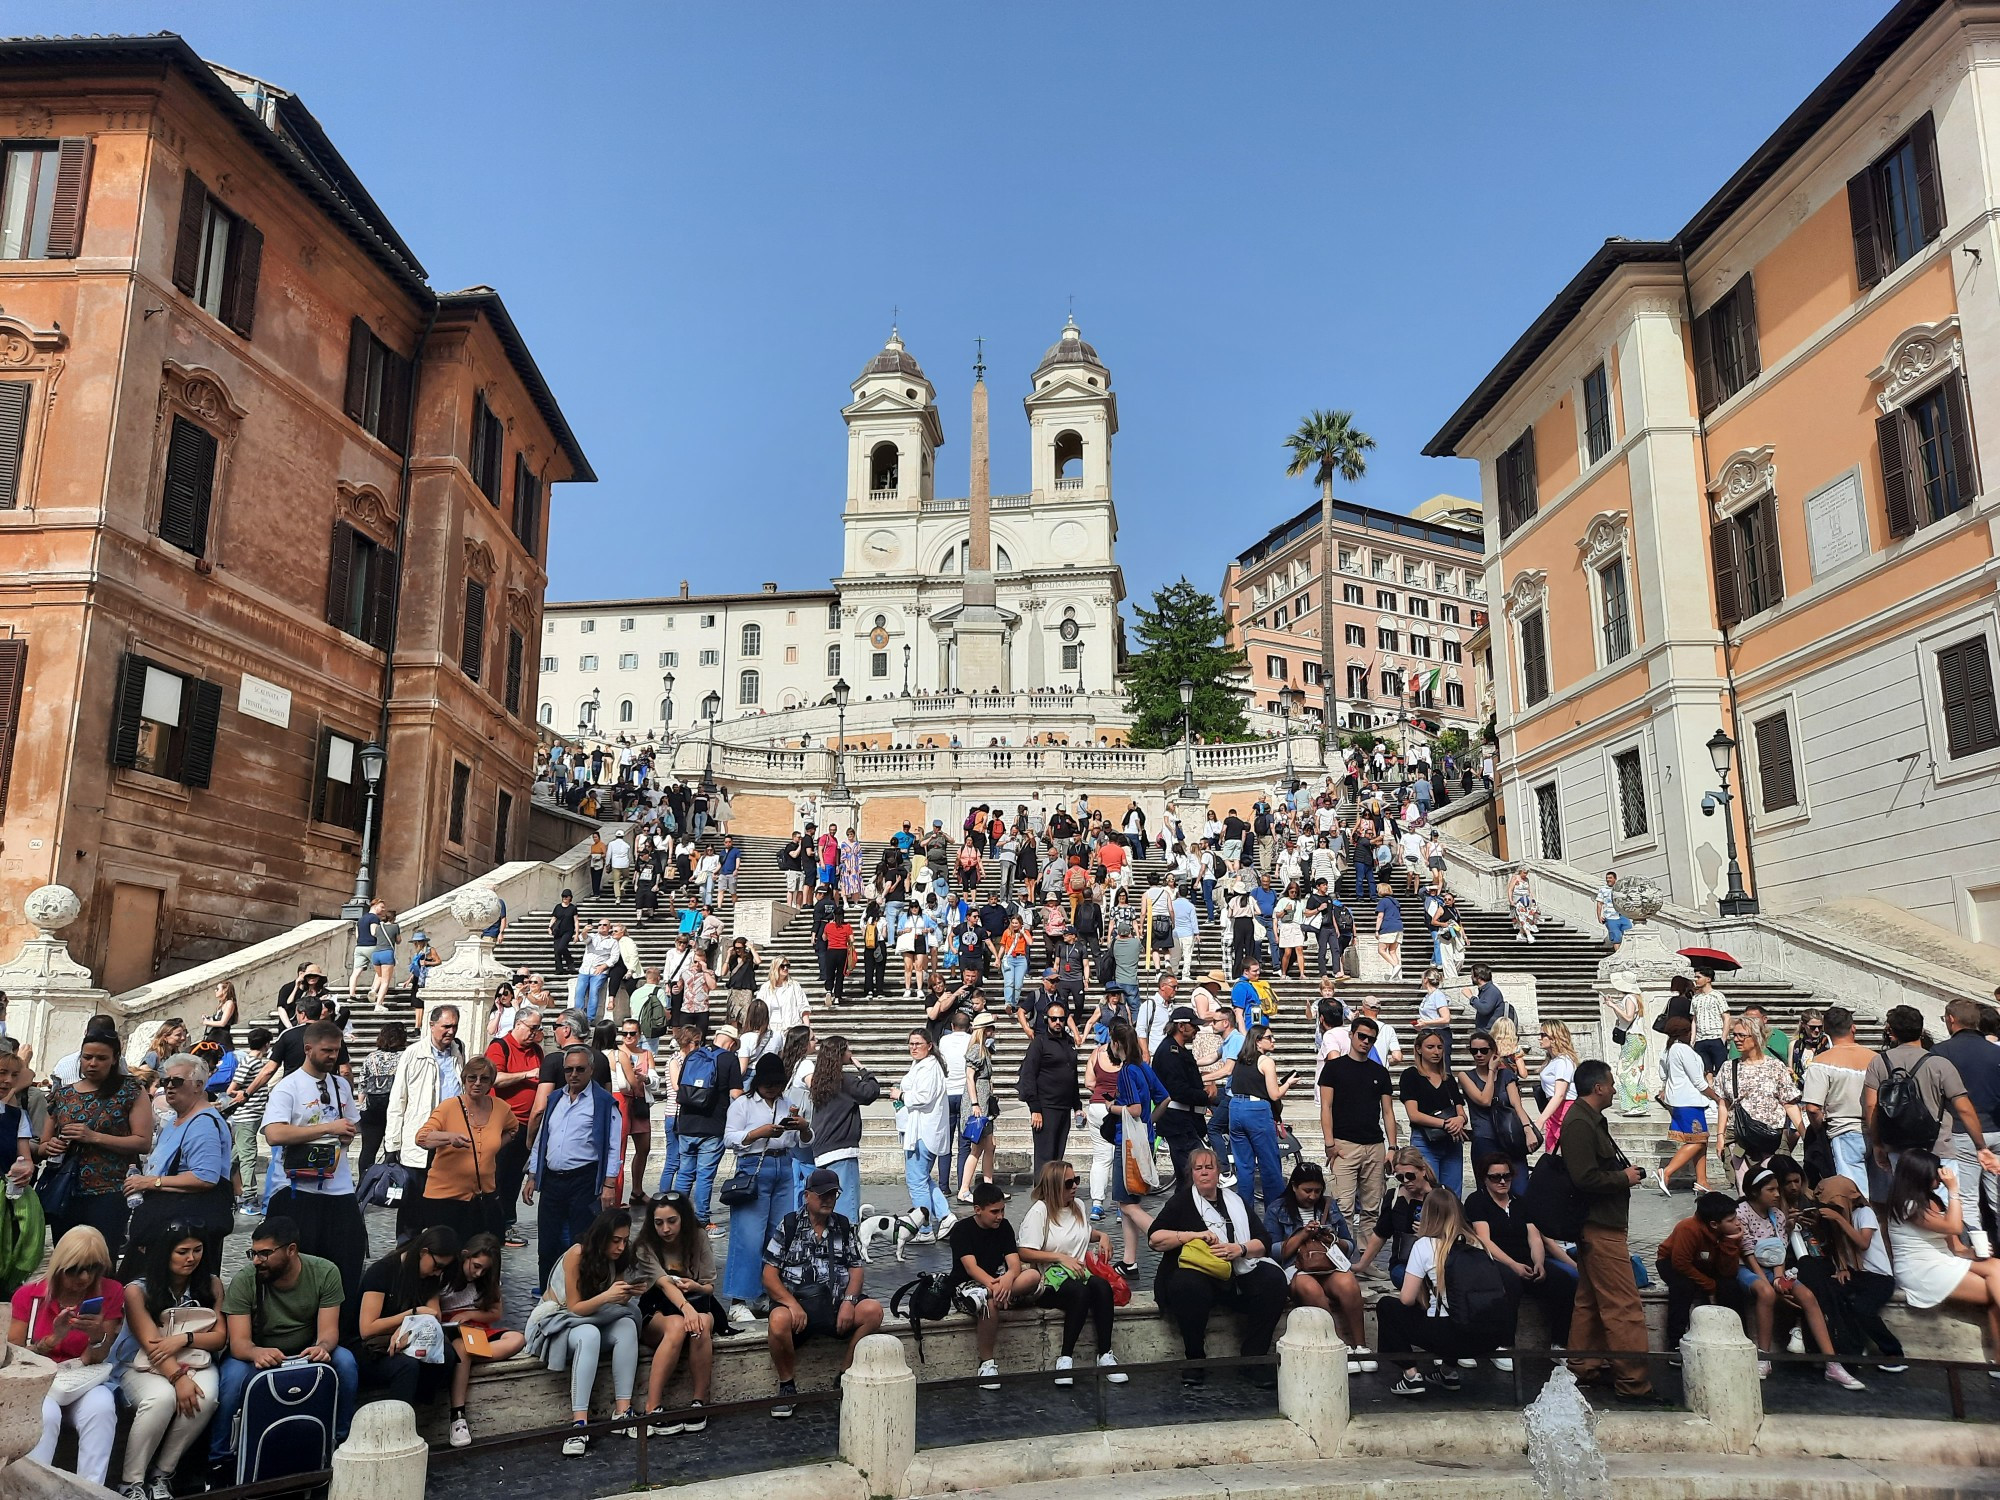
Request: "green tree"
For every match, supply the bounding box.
[1283,409,1375,733]
[1123,578,1249,748]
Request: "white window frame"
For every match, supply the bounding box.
[1599,728,1658,857]
[1575,511,1634,671]
[1575,356,1616,471]
[1740,688,1811,831]
[1914,607,2000,785]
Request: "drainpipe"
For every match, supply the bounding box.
[1676,246,1761,909]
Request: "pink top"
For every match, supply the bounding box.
[11,1277,124,1361]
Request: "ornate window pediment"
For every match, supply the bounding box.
[1503,569,1548,621]
[0,313,65,368]
[1707,444,1776,521]
[1575,510,1631,570]
[463,535,498,584]
[335,482,396,545]
[1867,316,1961,413]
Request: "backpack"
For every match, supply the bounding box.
[1872,1051,1941,1151]
[679,1045,722,1114]
[1440,1243,1510,1331]
[1331,903,1355,940]
[890,1272,957,1362]
[1251,980,1277,1020]
[1526,1150,1586,1243]
[1093,947,1116,986]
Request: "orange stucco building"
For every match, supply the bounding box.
[1429,0,2000,940]
[0,36,592,987]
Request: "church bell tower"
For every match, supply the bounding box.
[842,327,943,514]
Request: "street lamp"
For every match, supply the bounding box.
[660,670,675,752]
[700,695,719,795]
[1075,640,1086,694]
[1704,727,1759,916]
[832,677,852,797]
[902,642,911,697]
[1176,677,1199,803]
[340,740,387,921]
[1278,683,1299,794]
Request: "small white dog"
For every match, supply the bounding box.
[856,1205,932,1262]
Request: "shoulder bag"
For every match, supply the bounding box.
[1729,1060,1784,1160]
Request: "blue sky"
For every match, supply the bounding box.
[29,1,1891,604]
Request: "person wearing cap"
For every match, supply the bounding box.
[762,1166,882,1418]
[1152,1006,1212,1183]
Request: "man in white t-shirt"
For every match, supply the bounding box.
[262,1021,366,1293]
[1137,978,1180,1060]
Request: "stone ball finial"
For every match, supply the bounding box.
[449,886,503,933]
[23,885,81,937]
[1611,876,1667,923]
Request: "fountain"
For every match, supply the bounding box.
[1522,1365,1609,1500]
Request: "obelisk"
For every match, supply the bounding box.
[954,342,1009,689]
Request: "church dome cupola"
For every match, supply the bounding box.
[1034,315,1107,380]
[859,327,927,382]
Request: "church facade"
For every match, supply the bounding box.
[540,320,1127,737]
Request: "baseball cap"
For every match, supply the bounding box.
[714,1025,741,1043]
[1168,1005,1199,1025]
[804,1168,841,1197]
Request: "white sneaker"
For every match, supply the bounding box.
[1786,1325,1805,1355]
[1757,1359,1772,1379]
[1492,1357,1514,1372]
[1353,1345,1378,1374]
[729,1302,755,1326]
[978,1359,1001,1390]
[449,1416,471,1448]
[1455,1358,1478,1368]
[1054,1354,1074,1386]
[1098,1352,1127,1385]
[562,1428,589,1457]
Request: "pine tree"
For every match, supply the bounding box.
[1123,578,1250,748]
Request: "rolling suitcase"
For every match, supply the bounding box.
[237,1358,339,1486]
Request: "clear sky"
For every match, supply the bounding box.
[22,1,1891,606]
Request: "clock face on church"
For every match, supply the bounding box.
[862,529,900,567]
[870,625,890,649]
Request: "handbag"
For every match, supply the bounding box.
[1729,1061,1784,1159]
[1085,1251,1130,1307]
[961,1111,991,1146]
[1176,1235,1233,1281]
[127,1306,220,1373]
[127,1111,236,1255]
[35,1150,81,1221]
[1121,1126,1158,1196]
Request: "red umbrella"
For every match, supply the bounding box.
[1677,947,1741,972]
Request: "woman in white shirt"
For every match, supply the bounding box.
[719,1053,811,1323]
[889,1030,954,1235]
[1654,1013,1714,1194]
[1015,1159,1124,1383]
[756,957,811,1037]
[1375,1189,1508,1396]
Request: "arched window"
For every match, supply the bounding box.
[538,702,553,725]
[700,691,721,721]
[739,669,760,706]
[618,698,634,723]
[659,696,673,722]
[1053,429,1083,483]
[741,623,762,657]
[938,541,1014,573]
[869,442,899,493]
[827,643,842,677]
[874,613,887,629]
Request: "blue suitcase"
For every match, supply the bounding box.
[237,1359,339,1486]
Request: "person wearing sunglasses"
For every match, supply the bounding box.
[1457,1031,1537,1197]
[1349,1149,1437,1288]
[126,1053,234,1279]
[1465,1152,1574,1361]
[1015,1160,1125,1384]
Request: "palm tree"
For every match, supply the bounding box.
[1284,410,1375,740]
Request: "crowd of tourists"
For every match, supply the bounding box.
[4,756,1997,1489]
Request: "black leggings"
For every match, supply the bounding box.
[1374,1295,1501,1367]
[862,946,888,996]
[1155,1261,1287,1359]
[1041,1272,1114,1357]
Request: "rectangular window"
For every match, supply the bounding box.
[1496,428,1537,538]
[1380,670,1399,697]
[1519,610,1549,706]
[171,172,259,335]
[110,653,221,788]
[495,789,513,864]
[829,601,842,629]
[1342,584,1364,605]
[1693,275,1760,414]
[1338,548,1355,572]
[871,651,889,678]
[1404,564,1423,587]
[1441,640,1463,663]
[658,651,678,667]
[1936,636,2000,759]
[1302,661,1322,685]
[158,416,217,557]
[511,454,541,552]
[1599,559,1632,661]
[1613,747,1648,837]
[0,379,27,509]
[1062,643,1081,671]
[447,762,470,846]
[1345,665,1369,700]
[827,644,841,677]
[698,649,719,667]
[325,521,398,650]
[699,613,717,628]
[1271,605,1288,628]
[1534,781,1562,861]
[1266,655,1288,680]
[1880,373,1979,537]
[1376,590,1398,611]
[1583,362,1613,463]
[617,653,638,670]
[1344,625,1365,646]
[460,579,486,681]
[1711,497,1783,627]
[1753,710,1800,812]
[2,139,88,259]
[1850,113,1942,289]
[312,728,365,832]
[1410,635,1431,658]
[579,619,595,634]
[1439,602,1460,624]
[1377,628,1399,652]
[1407,597,1429,619]
[342,318,412,453]
[540,655,558,672]
[504,629,524,714]
[468,392,504,505]
[0,637,23,819]
[1445,681,1465,708]
[579,654,598,671]
[619,617,635,631]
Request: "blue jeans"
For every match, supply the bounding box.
[827,1157,861,1224]
[1207,1093,1234,1173]
[1412,1132,1464,1197]
[722,1156,795,1303]
[1201,879,1216,921]
[1227,1096,1285,1227]
[1002,954,1028,1010]
[1831,1130,1868,1196]
[536,1165,603,1291]
[210,1348,359,1463]
[1260,917,1281,970]
[673,1133,726,1224]
[577,970,609,1020]
[905,1144,953,1224]
[654,1119,680,1194]
[1355,858,1376,900]
[1603,914,1633,947]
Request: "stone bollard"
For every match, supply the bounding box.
[1680,1302,1761,1454]
[1276,1305,1349,1454]
[329,1399,427,1500]
[841,1333,916,1499]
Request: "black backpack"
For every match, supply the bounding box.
[890,1272,956,1362]
[1441,1243,1510,1331]
[1873,1051,1941,1151]
[1526,1150,1586,1243]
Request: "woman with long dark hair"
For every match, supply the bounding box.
[1885,1148,2000,1366]
[629,1194,714,1433]
[720,1054,811,1323]
[530,1207,642,1455]
[438,1232,524,1447]
[40,1031,152,1263]
[350,1225,460,1405]
[806,1036,879,1223]
[119,1222,226,1498]
[1266,1161,1368,1362]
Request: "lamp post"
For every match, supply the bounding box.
[577,687,600,743]
[660,671,675,753]
[339,740,387,921]
[1075,640,1086,694]
[1705,728,1759,916]
[832,677,851,797]
[902,642,911,697]
[1176,678,1199,803]
[1278,683,1299,794]
[700,697,719,795]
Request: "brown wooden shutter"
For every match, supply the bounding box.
[0,638,24,820]
[109,652,148,769]
[1753,498,1784,610]
[1735,276,1761,383]
[0,380,31,510]
[325,521,355,630]
[1846,168,1884,290]
[1711,516,1745,627]
[172,170,206,296]
[1691,304,1719,413]
[180,676,222,788]
[469,392,488,490]
[1939,639,2000,758]
[381,349,412,455]
[461,578,486,680]
[159,417,218,556]
[482,416,504,506]
[367,546,399,650]
[1877,409,1917,537]
[1912,112,1944,243]
[1944,371,1979,504]
[222,218,262,336]
[310,725,333,824]
[505,629,524,714]
[1753,712,1798,812]
[45,139,91,258]
[344,317,372,421]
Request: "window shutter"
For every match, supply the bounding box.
[1517,426,1537,517]
[1753,497,1784,610]
[180,676,222,788]
[159,417,218,556]
[1753,713,1798,812]
[469,393,488,491]
[1711,516,1745,628]
[1847,168,1884,291]
[110,652,148,768]
[367,546,399,650]
[1735,277,1761,384]
[172,170,206,296]
[482,416,503,506]
[381,349,412,456]
[1876,409,1917,537]
[0,638,24,820]
[1939,639,2000,758]
[1691,306,1718,414]
[45,139,91,258]
[222,218,262,336]
[505,629,524,714]
[344,317,371,421]
[325,521,355,630]
[311,725,333,823]
[1943,371,1979,504]
[0,380,31,510]
[1912,111,1944,243]
[461,578,486,680]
